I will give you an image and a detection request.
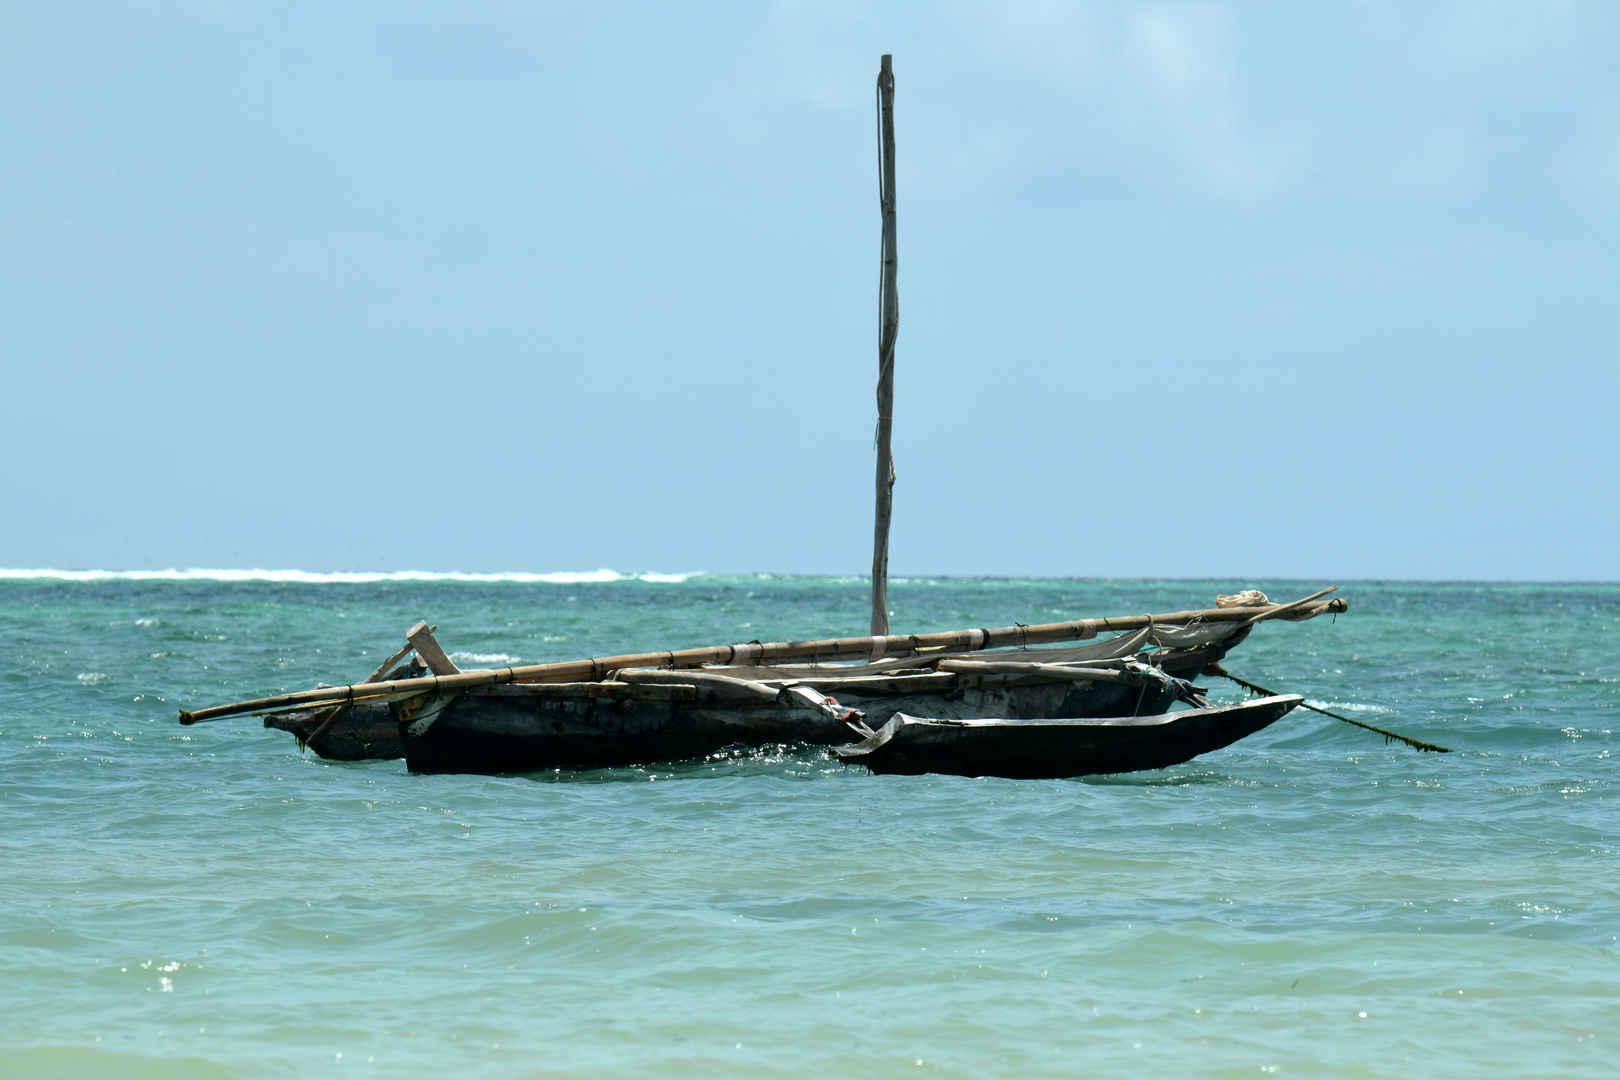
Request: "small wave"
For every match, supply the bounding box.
[0,568,697,585]
[76,673,110,683]
[1305,700,1392,714]
[449,652,522,665]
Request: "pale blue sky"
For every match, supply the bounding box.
[3,1,1617,579]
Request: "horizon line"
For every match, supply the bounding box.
[0,568,1615,587]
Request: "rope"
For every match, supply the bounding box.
[1125,660,1207,708]
[1211,667,1452,753]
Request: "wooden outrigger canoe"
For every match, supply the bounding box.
[181,590,1346,772]
[832,695,1305,779]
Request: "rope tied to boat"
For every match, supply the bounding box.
[1123,659,1208,708]
[1210,667,1452,753]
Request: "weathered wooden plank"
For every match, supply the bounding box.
[406,621,460,676]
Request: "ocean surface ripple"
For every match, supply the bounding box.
[1,577,1615,1078]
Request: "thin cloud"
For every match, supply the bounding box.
[1114,4,1295,198]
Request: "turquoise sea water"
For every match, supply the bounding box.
[2,575,1615,1078]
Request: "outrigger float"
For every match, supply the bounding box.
[834,696,1306,779]
[175,55,1377,777]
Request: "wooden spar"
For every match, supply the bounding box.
[176,592,1347,725]
[871,52,898,637]
[1242,585,1337,625]
[937,659,1134,683]
[363,641,416,684]
[617,668,782,703]
[302,700,353,751]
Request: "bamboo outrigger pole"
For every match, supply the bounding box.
[871,53,899,637]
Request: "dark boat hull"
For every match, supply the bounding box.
[396,659,1213,775]
[264,633,1242,770]
[832,695,1303,779]
[263,702,403,760]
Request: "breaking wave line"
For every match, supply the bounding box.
[0,568,698,585]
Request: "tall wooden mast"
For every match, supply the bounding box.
[871,53,899,637]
